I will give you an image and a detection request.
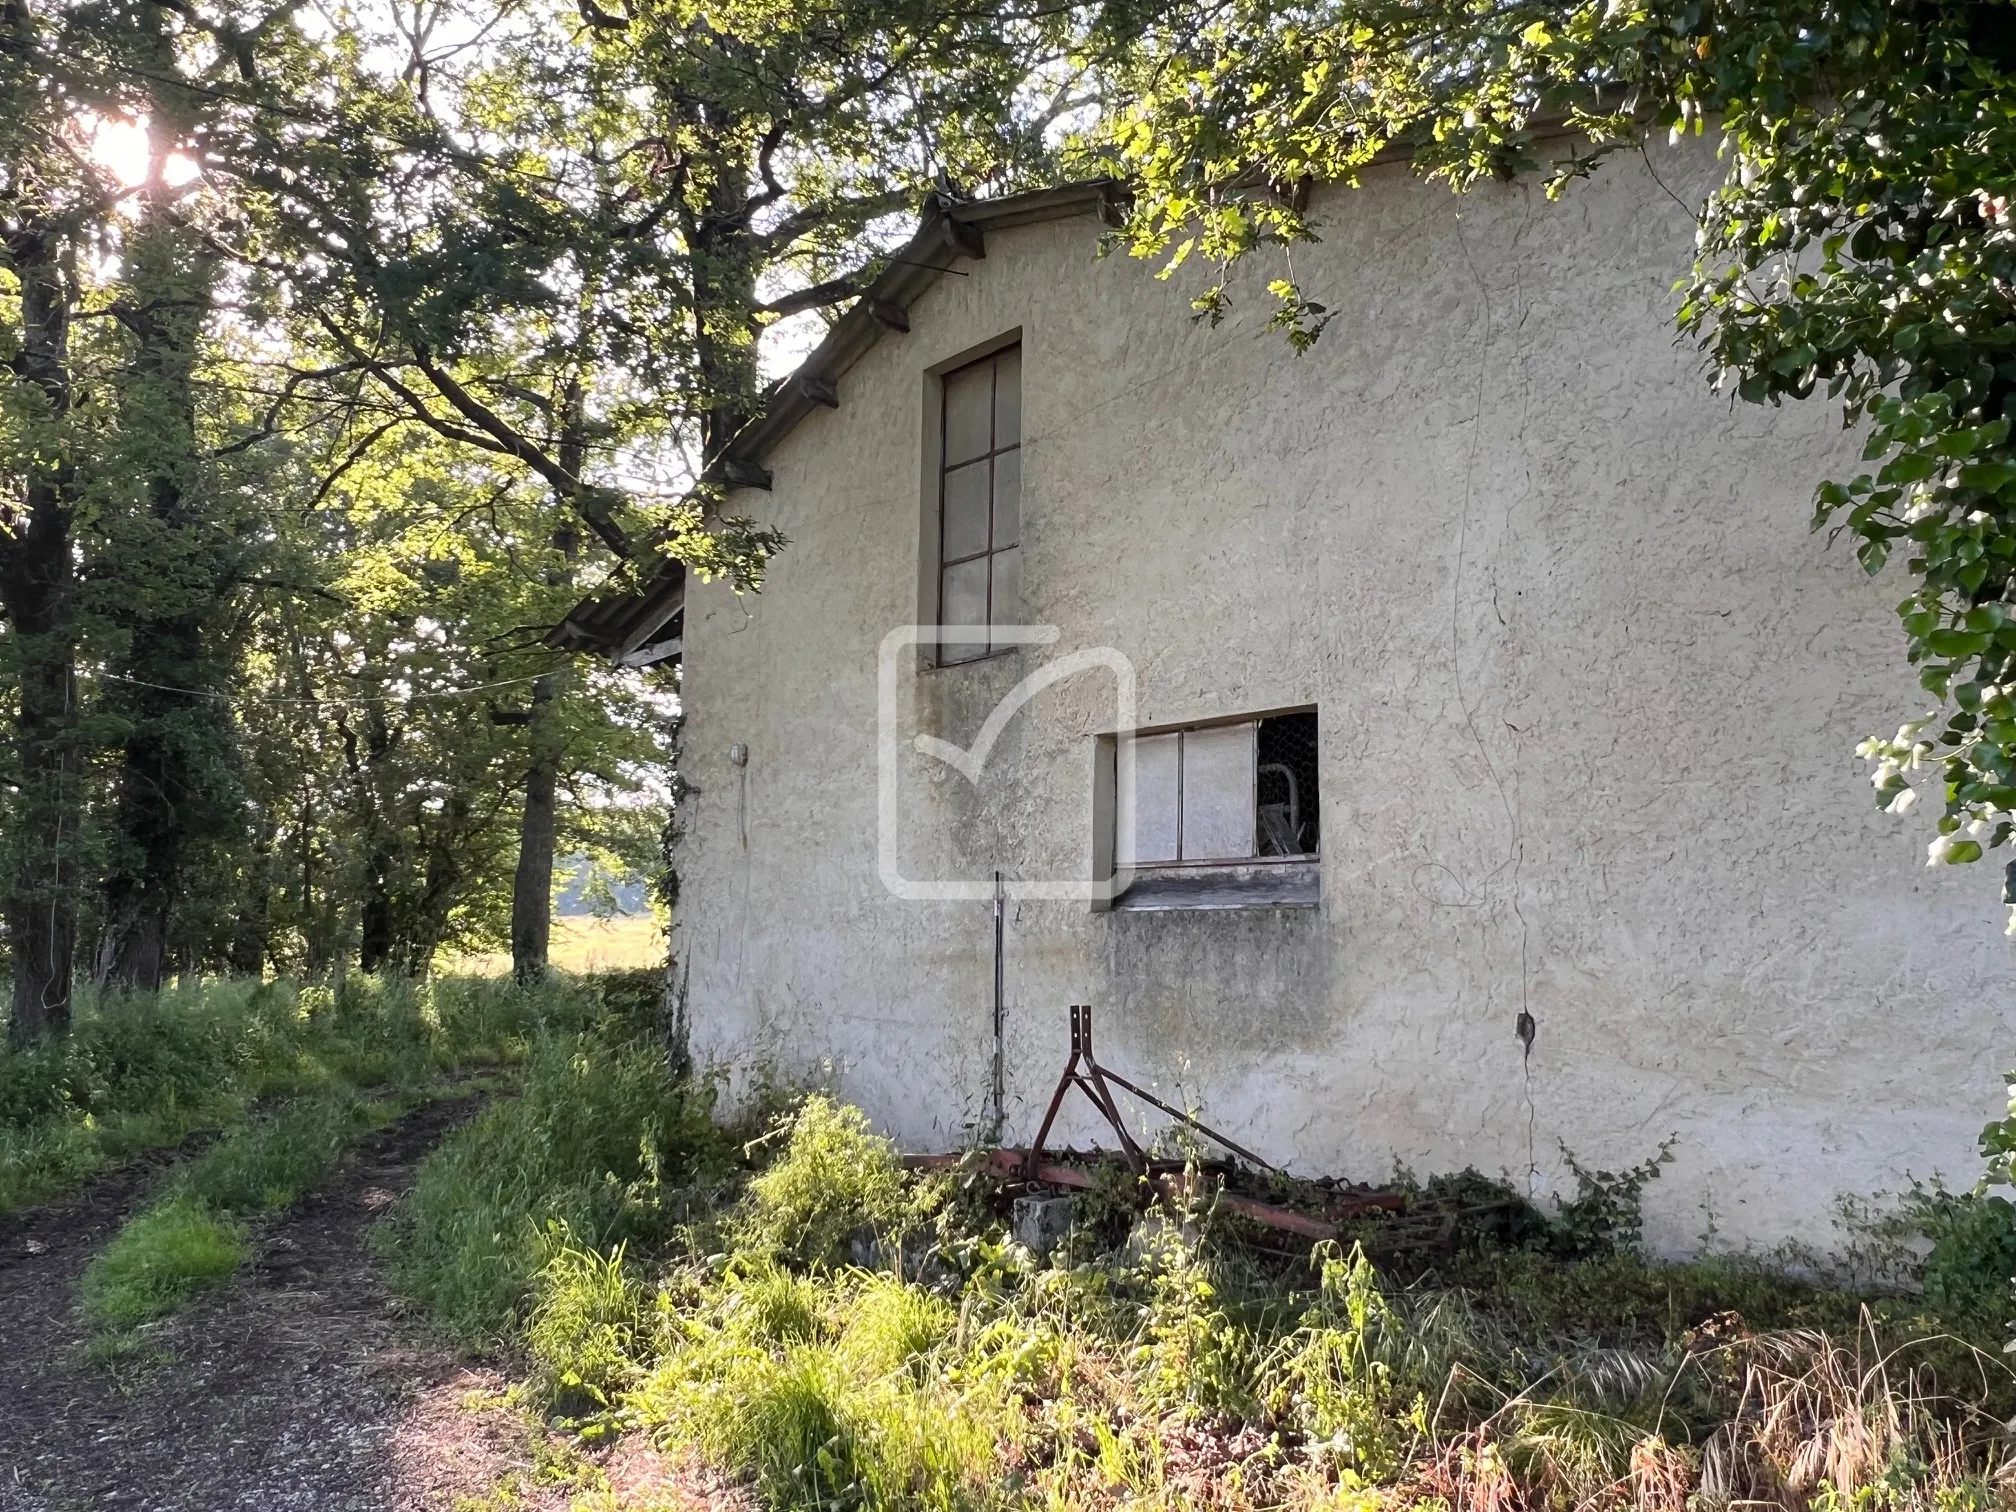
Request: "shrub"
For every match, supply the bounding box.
[733,1096,914,1268]
[1548,1143,1674,1259]
[1911,1187,2016,1324]
[583,968,668,1045]
[80,1198,246,1328]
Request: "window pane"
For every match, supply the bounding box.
[989,546,1020,636]
[993,347,1021,448]
[1257,711,1321,856]
[992,450,1020,549]
[1181,722,1256,861]
[942,461,990,561]
[1119,732,1180,865]
[940,557,988,662]
[943,362,993,465]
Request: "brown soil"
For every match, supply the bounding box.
[0,1097,526,1512]
[0,1097,752,1512]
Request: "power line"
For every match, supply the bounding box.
[92,667,561,709]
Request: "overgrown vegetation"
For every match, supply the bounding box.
[1,971,672,1381]
[381,1023,735,1343]
[76,1090,404,1335]
[386,1062,2016,1511]
[0,972,628,1216]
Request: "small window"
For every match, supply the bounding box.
[1108,711,1320,911]
[1118,711,1319,866]
[937,345,1021,663]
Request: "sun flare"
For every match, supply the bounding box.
[83,116,200,189]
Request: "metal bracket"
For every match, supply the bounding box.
[1026,1005,1279,1179]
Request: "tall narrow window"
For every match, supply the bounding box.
[938,345,1021,663]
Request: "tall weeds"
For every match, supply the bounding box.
[0,972,615,1214]
[380,1025,733,1341]
[58,973,629,1351]
[477,1091,2016,1512]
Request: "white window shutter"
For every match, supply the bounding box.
[1180,722,1256,862]
[1119,732,1180,865]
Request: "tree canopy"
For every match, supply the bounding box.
[0,0,1090,1036]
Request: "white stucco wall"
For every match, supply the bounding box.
[667,145,2016,1255]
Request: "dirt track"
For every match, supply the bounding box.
[0,1098,537,1512]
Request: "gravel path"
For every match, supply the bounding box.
[0,1097,525,1512]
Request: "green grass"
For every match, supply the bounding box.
[169,1091,384,1215]
[379,1024,736,1342]
[80,1198,247,1328]
[428,1087,2016,1512]
[40,971,664,1357]
[76,1087,415,1348]
[0,970,638,1217]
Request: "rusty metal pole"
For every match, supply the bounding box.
[989,870,1005,1142]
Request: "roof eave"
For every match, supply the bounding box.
[700,181,1127,491]
[551,179,1126,659]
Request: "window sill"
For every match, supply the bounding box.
[1109,861,1320,913]
[925,645,1019,672]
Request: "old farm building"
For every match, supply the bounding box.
[560,152,2015,1253]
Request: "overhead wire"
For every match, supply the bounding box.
[89,666,578,709]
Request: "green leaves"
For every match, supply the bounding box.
[1927,628,1993,658]
[1105,0,2016,921]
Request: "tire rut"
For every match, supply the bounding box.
[0,1095,485,1512]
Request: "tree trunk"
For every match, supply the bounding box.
[511,386,584,986]
[96,123,230,993]
[511,675,560,983]
[228,820,275,976]
[5,639,79,1039]
[0,221,80,1043]
[687,157,761,462]
[407,791,470,976]
[359,849,395,976]
[95,902,167,993]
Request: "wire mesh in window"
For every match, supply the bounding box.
[1256,711,1320,857]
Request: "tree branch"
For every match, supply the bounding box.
[404,343,634,559]
[756,276,862,318]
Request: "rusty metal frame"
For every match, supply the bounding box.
[908,1144,1403,1242]
[1026,1004,1281,1180]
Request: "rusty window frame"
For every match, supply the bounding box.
[936,345,1021,663]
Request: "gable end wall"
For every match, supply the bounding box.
[668,144,2014,1254]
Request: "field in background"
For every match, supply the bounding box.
[444,915,665,977]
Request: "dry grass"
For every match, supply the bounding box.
[445,916,665,977]
[1694,1320,2013,1511]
